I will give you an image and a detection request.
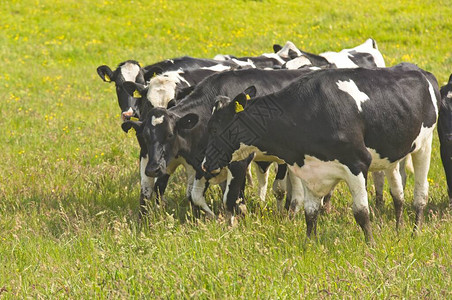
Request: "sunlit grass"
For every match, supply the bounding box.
[1,0,451,297]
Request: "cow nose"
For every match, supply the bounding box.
[122,108,134,120]
[145,164,162,177]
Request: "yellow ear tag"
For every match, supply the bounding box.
[245,94,250,100]
[104,74,111,82]
[235,101,244,113]
[133,90,141,98]
[130,117,139,121]
[153,72,157,77]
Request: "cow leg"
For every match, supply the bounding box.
[288,169,304,214]
[253,162,270,201]
[321,191,333,213]
[411,135,433,233]
[273,164,288,211]
[154,174,170,205]
[139,154,155,217]
[372,171,385,209]
[190,177,215,218]
[246,164,254,188]
[184,164,196,199]
[225,157,254,221]
[346,170,374,245]
[384,164,405,230]
[303,187,321,239]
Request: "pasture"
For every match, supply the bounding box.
[1,0,451,298]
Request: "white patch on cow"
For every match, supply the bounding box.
[122,107,134,120]
[367,148,395,171]
[284,56,312,69]
[275,41,302,59]
[336,79,370,112]
[231,58,256,68]
[201,64,231,72]
[222,169,233,205]
[191,177,215,217]
[253,162,269,201]
[120,62,140,82]
[213,54,228,61]
[289,156,346,198]
[411,124,436,153]
[321,51,359,68]
[287,170,304,213]
[140,155,154,199]
[148,71,190,107]
[309,67,322,71]
[231,143,284,163]
[262,53,286,64]
[427,80,438,116]
[151,115,165,126]
[447,91,452,99]
[208,168,228,185]
[321,39,385,68]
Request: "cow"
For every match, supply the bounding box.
[200,63,440,244]
[96,57,247,120]
[97,57,251,218]
[122,68,229,114]
[438,74,452,206]
[122,68,319,218]
[276,39,385,70]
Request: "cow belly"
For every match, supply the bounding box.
[289,155,346,197]
[367,148,397,171]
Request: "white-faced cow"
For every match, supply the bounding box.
[122,68,319,217]
[201,63,440,244]
[438,74,452,206]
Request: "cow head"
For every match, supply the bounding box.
[123,71,185,112]
[97,60,146,120]
[202,86,256,174]
[123,108,199,177]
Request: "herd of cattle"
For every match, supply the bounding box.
[97,39,452,244]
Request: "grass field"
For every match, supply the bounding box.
[1,0,452,298]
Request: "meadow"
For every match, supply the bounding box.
[1,0,451,298]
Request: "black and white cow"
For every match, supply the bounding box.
[97,57,250,217]
[276,39,385,70]
[96,57,247,120]
[201,63,440,243]
[123,68,318,217]
[438,74,452,206]
[122,68,229,112]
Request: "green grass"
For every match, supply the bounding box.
[1,0,451,298]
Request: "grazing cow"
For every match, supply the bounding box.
[277,39,385,70]
[201,63,440,243]
[438,74,452,206]
[122,68,318,217]
[96,57,246,120]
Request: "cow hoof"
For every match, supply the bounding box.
[238,204,248,216]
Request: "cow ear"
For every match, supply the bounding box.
[97,65,114,82]
[166,99,176,109]
[243,86,256,99]
[175,85,195,100]
[121,120,143,133]
[448,74,452,84]
[273,44,283,53]
[123,81,146,98]
[288,49,300,59]
[176,113,199,131]
[144,66,164,82]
